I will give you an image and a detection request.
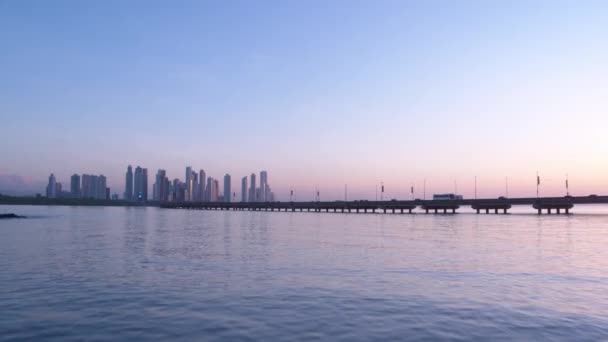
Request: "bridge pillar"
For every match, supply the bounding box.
[409,209,412,214]
[485,208,489,214]
[476,209,480,214]
[503,208,507,214]
[443,208,447,214]
[452,208,455,214]
[495,208,498,214]
[383,208,386,213]
[557,208,561,214]
[566,208,570,215]
[537,208,541,215]
[434,209,438,214]
[400,209,403,214]
[547,208,551,214]
[425,209,429,214]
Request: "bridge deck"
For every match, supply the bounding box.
[160,195,608,215]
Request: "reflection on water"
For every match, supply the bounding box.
[1,205,608,341]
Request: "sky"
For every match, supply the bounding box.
[1,0,608,200]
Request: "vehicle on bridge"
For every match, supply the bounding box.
[433,193,463,200]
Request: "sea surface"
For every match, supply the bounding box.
[1,204,608,341]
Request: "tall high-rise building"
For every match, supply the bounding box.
[134,166,148,201]
[185,166,192,201]
[205,177,212,201]
[198,169,206,201]
[81,174,91,198]
[249,173,256,202]
[154,169,169,202]
[260,171,268,202]
[124,165,133,200]
[224,174,231,203]
[212,179,219,202]
[82,174,98,199]
[97,175,107,200]
[241,177,247,202]
[46,173,57,198]
[70,174,81,198]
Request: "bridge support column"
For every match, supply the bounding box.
[383,208,386,214]
[537,208,541,215]
[425,209,429,214]
[566,208,570,215]
[486,208,489,214]
[476,209,480,214]
[547,208,551,214]
[400,209,403,214]
[452,208,456,214]
[443,208,447,214]
[557,208,561,214]
[503,208,507,214]
[409,209,412,214]
[495,208,498,214]
[434,209,438,214]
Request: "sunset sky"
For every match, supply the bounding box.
[1,1,608,200]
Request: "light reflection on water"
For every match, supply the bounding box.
[1,205,608,341]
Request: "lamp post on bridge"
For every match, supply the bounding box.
[474,176,477,200]
[536,172,540,199]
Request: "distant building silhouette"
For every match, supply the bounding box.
[260,171,268,201]
[46,173,57,198]
[198,169,206,201]
[154,169,169,202]
[134,166,148,201]
[224,174,231,202]
[249,173,256,202]
[124,165,133,200]
[70,174,80,198]
[241,176,247,202]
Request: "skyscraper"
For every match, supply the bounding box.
[224,174,231,203]
[154,169,169,202]
[260,171,268,202]
[198,169,206,201]
[46,173,57,198]
[134,166,148,201]
[249,173,256,202]
[212,179,219,202]
[205,177,212,201]
[124,165,133,200]
[185,166,193,201]
[70,174,81,198]
[97,175,107,200]
[241,176,247,202]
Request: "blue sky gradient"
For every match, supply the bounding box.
[2,1,608,199]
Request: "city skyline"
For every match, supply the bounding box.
[21,164,595,203]
[2,1,608,199]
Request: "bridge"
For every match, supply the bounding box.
[160,195,608,215]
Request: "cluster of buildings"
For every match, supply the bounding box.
[46,173,115,200]
[124,166,275,203]
[44,166,276,203]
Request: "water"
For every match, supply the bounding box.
[1,205,608,341]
